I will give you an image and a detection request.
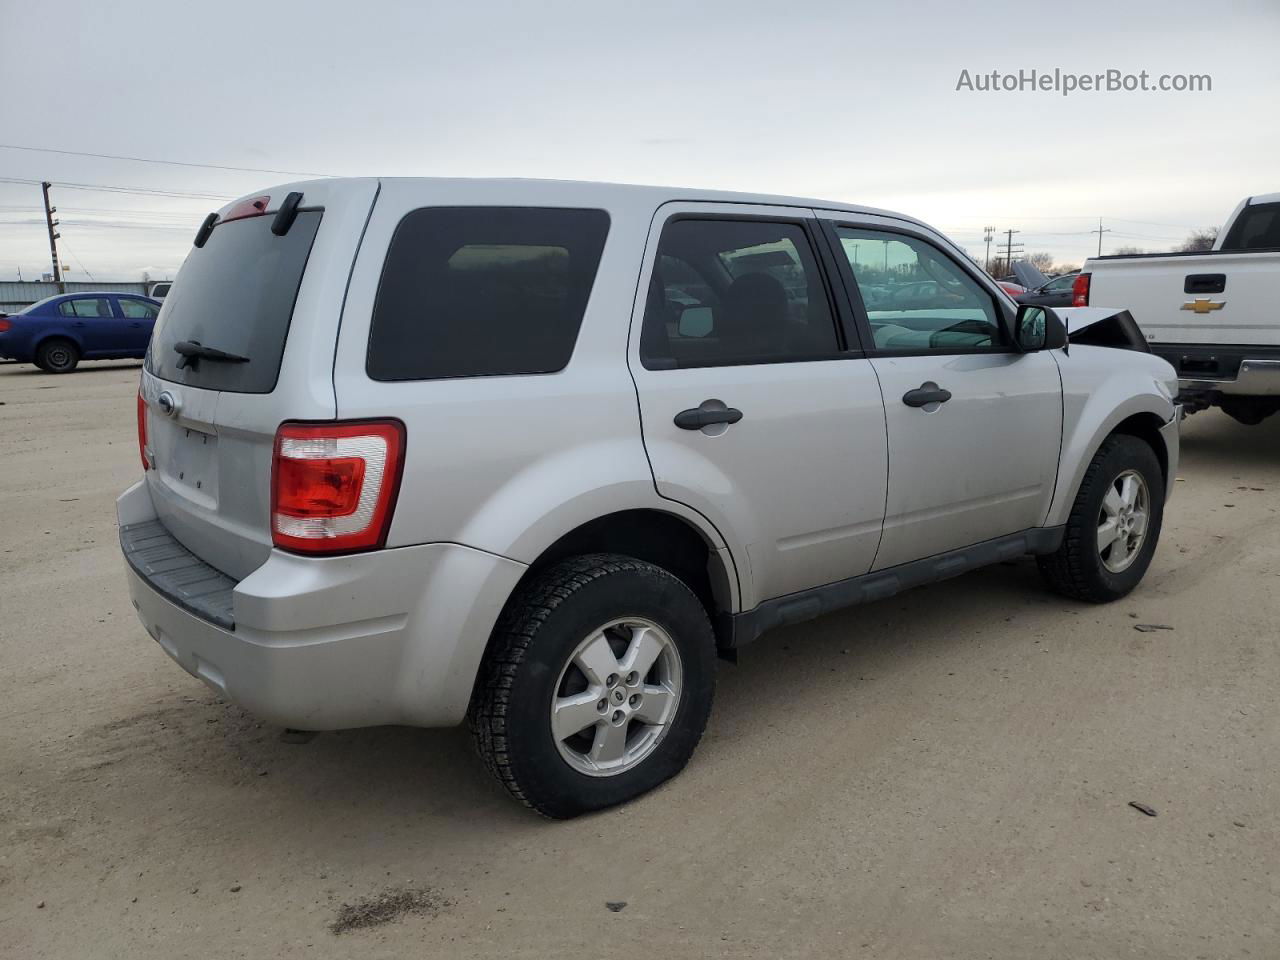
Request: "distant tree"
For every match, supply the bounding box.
[1177,227,1219,252]
[1112,245,1147,255]
[1055,263,1081,274]
[1028,251,1055,272]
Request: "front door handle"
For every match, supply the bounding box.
[902,383,952,408]
[674,403,744,430]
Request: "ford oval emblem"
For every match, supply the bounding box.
[157,391,179,418]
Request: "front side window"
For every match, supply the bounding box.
[58,297,112,319]
[119,298,159,319]
[1044,274,1075,292]
[367,206,609,381]
[834,228,1004,353]
[641,218,837,369]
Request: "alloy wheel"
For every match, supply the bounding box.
[550,617,682,777]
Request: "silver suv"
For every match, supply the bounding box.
[119,179,1181,818]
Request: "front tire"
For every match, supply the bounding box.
[469,554,717,819]
[36,339,80,373]
[1038,434,1164,602]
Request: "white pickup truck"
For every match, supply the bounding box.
[1077,194,1280,424]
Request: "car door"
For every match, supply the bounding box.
[628,203,888,609]
[117,297,159,353]
[57,296,120,356]
[820,215,1063,571]
[1025,273,1075,307]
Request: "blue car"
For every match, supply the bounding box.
[0,292,160,373]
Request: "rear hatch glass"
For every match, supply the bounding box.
[147,210,322,393]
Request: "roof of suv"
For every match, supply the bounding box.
[221,177,927,229]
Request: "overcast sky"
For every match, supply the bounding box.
[1,0,1276,281]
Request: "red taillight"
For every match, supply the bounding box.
[136,391,149,471]
[0,318,11,332]
[220,195,271,223]
[271,420,405,554]
[1072,272,1091,307]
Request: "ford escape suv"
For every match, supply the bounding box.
[119,178,1180,818]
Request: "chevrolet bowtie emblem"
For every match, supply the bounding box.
[1181,298,1226,314]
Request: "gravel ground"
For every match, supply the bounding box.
[2,358,1277,958]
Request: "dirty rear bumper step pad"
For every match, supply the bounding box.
[120,519,237,630]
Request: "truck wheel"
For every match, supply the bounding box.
[1220,398,1280,426]
[1038,434,1164,603]
[36,339,80,373]
[469,554,717,819]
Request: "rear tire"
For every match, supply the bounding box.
[469,554,716,819]
[1220,397,1280,426]
[1038,434,1164,603]
[36,339,79,373]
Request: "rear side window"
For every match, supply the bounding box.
[146,210,322,394]
[59,297,112,318]
[640,218,838,369]
[367,207,610,381]
[1221,202,1280,250]
[119,298,158,319]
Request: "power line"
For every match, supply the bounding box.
[58,237,95,282]
[0,176,233,201]
[0,217,195,232]
[0,143,335,178]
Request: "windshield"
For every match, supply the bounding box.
[146,210,321,393]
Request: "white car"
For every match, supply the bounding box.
[119,179,1180,817]
[1079,193,1280,424]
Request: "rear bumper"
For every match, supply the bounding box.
[1180,359,1280,397]
[1151,343,1280,397]
[117,480,527,729]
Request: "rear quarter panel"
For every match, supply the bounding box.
[18,310,85,359]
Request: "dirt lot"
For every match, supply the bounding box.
[2,358,1278,959]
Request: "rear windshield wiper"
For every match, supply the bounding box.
[173,340,250,370]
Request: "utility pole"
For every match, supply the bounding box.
[1091,217,1111,256]
[40,181,63,292]
[1003,228,1022,276]
[983,226,995,273]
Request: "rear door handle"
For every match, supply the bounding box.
[674,404,744,430]
[902,383,952,407]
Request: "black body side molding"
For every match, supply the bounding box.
[724,526,1066,649]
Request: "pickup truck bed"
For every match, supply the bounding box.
[1081,195,1280,423]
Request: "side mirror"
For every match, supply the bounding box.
[1014,304,1067,351]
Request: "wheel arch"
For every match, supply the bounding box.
[34,330,84,356]
[1046,394,1175,528]
[1109,411,1169,486]
[511,508,739,647]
